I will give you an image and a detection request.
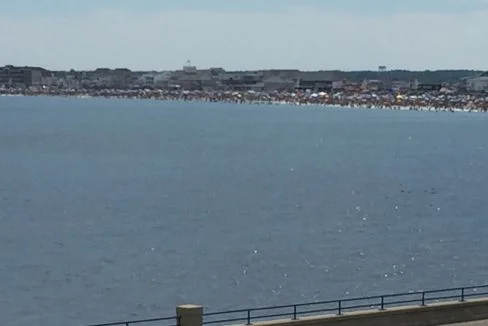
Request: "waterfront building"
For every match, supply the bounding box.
[0,65,44,87]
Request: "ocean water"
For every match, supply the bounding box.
[1,96,488,326]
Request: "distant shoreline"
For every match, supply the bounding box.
[1,88,487,113]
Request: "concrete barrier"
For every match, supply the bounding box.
[178,305,203,326]
[194,298,488,326]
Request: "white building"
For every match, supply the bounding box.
[154,71,172,87]
[332,81,343,90]
[392,80,411,91]
[137,73,156,87]
[466,77,488,92]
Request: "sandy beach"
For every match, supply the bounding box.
[1,87,487,113]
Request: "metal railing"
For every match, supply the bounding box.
[88,315,180,326]
[86,285,488,326]
[203,285,488,325]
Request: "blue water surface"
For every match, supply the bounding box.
[1,96,488,326]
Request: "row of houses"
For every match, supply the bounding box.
[168,66,342,92]
[0,64,342,92]
[2,64,488,92]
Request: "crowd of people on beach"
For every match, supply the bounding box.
[1,86,488,113]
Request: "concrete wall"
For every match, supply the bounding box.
[244,299,488,326]
[184,299,488,326]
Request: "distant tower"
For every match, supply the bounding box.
[378,66,387,72]
[183,59,197,74]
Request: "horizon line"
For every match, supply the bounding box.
[1,64,486,73]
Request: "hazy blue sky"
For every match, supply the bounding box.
[0,0,487,71]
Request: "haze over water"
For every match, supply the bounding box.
[1,96,488,326]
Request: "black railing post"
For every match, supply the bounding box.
[337,300,342,315]
[461,288,465,302]
[177,316,181,326]
[293,305,297,320]
[380,296,385,310]
[125,323,130,326]
[247,309,251,325]
[421,292,426,306]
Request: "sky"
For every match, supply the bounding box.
[0,0,487,71]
